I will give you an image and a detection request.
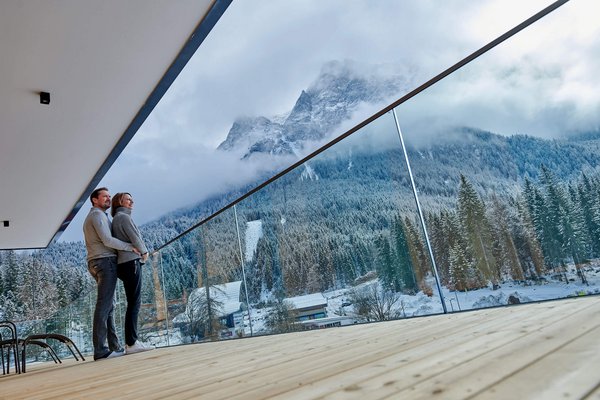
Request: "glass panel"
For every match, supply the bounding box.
[0,250,96,361]
[130,252,168,347]
[394,0,600,311]
[11,293,95,363]
[154,240,195,346]
[161,208,247,344]
[234,111,444,335]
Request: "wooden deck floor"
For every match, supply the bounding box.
[2,296,599,399]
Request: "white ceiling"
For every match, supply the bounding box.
[0,0,224,249]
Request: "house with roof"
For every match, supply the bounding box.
[173,281,246,339]
[283,293,357,329]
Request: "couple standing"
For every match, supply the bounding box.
[83,187,154,360]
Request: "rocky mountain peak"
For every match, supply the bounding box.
[218,60,412,159]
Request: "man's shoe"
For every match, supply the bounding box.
[95,350,125,360]
[125,341,155,354]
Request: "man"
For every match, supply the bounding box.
[83,187,139,360]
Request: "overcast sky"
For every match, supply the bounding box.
[59,0,600,242]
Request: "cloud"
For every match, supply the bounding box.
[396,0,600,143]
[154,0,559,147]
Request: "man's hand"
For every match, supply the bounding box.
[132,247,141,255]
[141,252,149,263]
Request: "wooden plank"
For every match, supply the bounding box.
[0,302,565,399]
[189,308,517,399]
[377,298,600,399]
[473,324,600,399]
[112,311,489,399]
[264,298,593,400]
[185,299,582,399]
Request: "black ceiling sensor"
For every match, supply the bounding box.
[40,91,50,104]
[3,221,9,227]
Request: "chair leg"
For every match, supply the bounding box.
[0,321,20,374]
[7,347,12,374]
[1,343,18,374]
[62,338,86,362]
[13,342,20,374]
[27,340,61,364]
[2,347,6,375]
[21,342,26,374]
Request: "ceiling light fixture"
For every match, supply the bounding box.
[40,91,50,104]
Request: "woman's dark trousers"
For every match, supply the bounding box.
[117,260,142,346]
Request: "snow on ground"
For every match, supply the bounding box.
[155,263,600,346]
[324,263,600,319]
[245,220,263,262]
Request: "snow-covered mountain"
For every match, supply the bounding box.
[217,60,413,159]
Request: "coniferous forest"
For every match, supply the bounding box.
[155,127,600,307]
[2,128,600,341]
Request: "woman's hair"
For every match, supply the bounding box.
[110,192,131,217]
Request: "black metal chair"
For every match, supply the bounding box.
[21,333,86,373]
[0,320,20,375]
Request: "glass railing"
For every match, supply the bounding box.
[137,0,598,346]
[4,0,597,353]
[150,110,443,346]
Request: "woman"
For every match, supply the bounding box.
[111,192,154,354]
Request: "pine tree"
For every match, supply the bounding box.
[393,217,418,294]
[566,184,590,284]
[538,165,568,268]
[448,241,470,292]
[514,196,545,278]
[313,239,335,291]
[404,217,433,295]
[443,211,481,290]
[538,165,589,283]
[532,181,563,268]
[577,173,600,256]
[2,250,19,294]
[489,195,524,281]
[254,222,284,298]
[333,249,355,287]
[457,174,499,286]
[0,290,22,320]
[18,255,58,319]
[426,211,449,283]
[375,234,396,291]
[55,265,70,308]
[264,299,300,334]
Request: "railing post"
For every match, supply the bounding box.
[234,204,254,336]
[392,109,447,313]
